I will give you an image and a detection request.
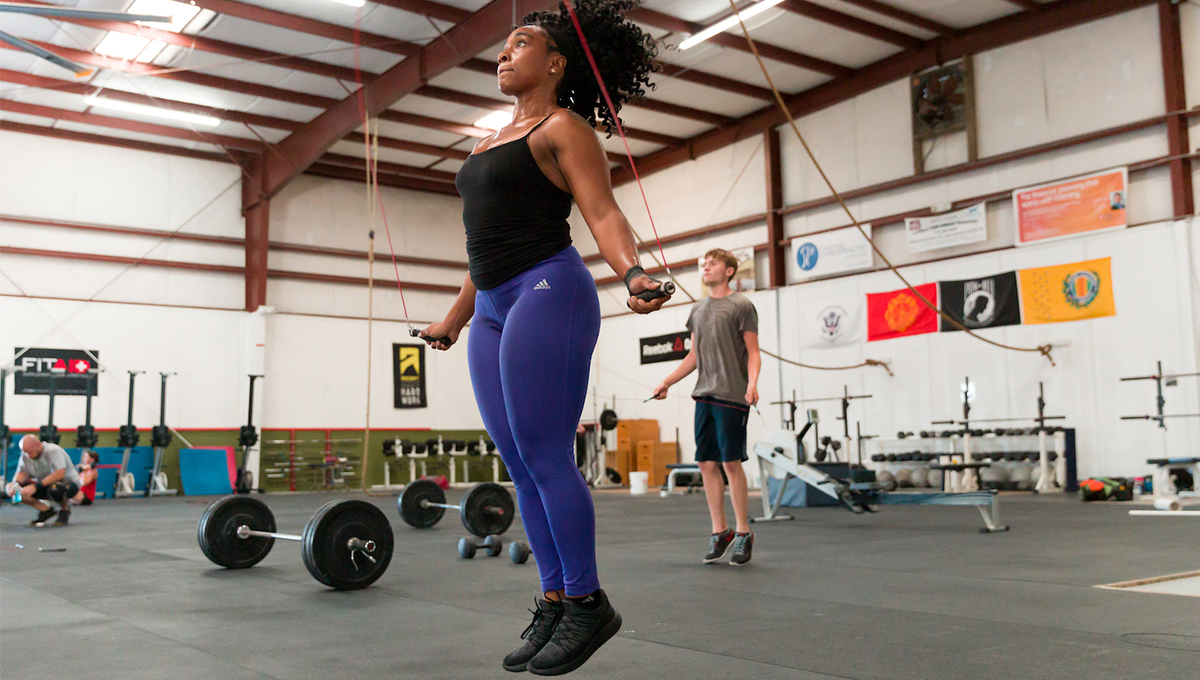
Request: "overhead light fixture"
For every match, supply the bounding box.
[127,0,200,33]
[474,110,512,131]
[83,95,221,127]
[679,0,787,50]
[329,0,367,7]
[94,31,152,60]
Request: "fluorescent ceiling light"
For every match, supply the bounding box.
[137,40,167,63]
[679,0,787,50]
[84,95,221,127]
[94,31,151,60]
[128,0,200,33]
[474,110,512,130]
[329,0,367,7]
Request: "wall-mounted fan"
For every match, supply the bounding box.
[0,1,170,77]
[910,62,969,138]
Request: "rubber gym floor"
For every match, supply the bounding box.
[2,490,1197,680]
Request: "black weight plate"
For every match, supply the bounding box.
[301,500,394,590]
[460,482,515,538]
[197,496,275,569]
[398,478,446,528]
[599,409,619,431]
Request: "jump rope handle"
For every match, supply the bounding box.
[410,327,454,347]
[633,279,675,303]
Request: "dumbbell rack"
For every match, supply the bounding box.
[259,429,362,493]
[866,430,1068,493]
[378,435,507,489]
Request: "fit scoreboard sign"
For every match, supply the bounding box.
[12,348,100,396]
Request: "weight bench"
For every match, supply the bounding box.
[660,463,701,497]
[1146,458,1200,498]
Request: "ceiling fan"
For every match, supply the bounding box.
[0,1,171,77]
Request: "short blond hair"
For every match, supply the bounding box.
[704,248,739,278]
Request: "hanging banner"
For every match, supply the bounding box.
[1013,168,1127,246]
[788,224,873,281]
[800,298,865,349]
[1017,257,1116,325]
[699,246,757,298]
[905,202,987,253]
[392,344,427,408]
[938,272,1021,332]
[866,283,939,342]
[12,348,100,396]
[640,331,691,364]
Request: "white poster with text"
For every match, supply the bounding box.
[788,224,873,282]
[905,202,987,253]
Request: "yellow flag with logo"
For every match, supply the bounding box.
[1018,257,1115,324]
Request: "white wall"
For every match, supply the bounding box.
[590,218,1200,482]
[0,131,483,442]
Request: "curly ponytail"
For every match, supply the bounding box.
[522,0,659,137]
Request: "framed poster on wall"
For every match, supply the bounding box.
[392,344,427,408]
[1013,168,1127,246]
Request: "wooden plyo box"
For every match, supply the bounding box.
[616,419,659,452]
[636,441,679,488]
[606,447,633,482]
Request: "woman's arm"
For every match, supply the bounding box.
[418,274,476,351]
[542,113,668,314]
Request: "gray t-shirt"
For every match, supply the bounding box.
[16,441,81,486]
[686,293,759,405]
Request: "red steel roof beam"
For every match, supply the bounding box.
[0,99,264,151]
[833,0,954,36]
[779,0,923,49]
[261,0,560,202]
[629,7,853,78]
[370,0,472,24]
[186,0,419,56]
[614,0,1155,185]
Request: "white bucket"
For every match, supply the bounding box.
[1154,497,1182,511]
[629,471,649,495]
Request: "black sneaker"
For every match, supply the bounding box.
[527,590,621,676]
[703,528,735,563]
[503,598,563,672]
[730,532,753,566]
[31,507,57,526]
[55,507,71,526]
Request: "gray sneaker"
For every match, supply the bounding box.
[527,590,621,676]
[704,528,734,563]
[730,532,753,566]
[503,598,562,672]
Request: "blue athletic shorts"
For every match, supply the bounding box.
[693,397,750,463]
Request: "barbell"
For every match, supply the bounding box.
[197,496,393,590]
[398,480,515,537]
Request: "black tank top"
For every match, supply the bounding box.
[456,113,573,291]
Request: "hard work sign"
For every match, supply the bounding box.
[12,348,100,396]
[392,344,428,408]
[640,331,691,364]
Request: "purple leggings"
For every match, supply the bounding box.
[467,247,601,596]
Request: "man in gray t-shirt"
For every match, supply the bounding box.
[653,249,761,565]
[5,435,81,526]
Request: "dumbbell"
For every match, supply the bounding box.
[509,540,531,565]
[197,496,393,590]
[399,479,515,537]
[458,534,502,558]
